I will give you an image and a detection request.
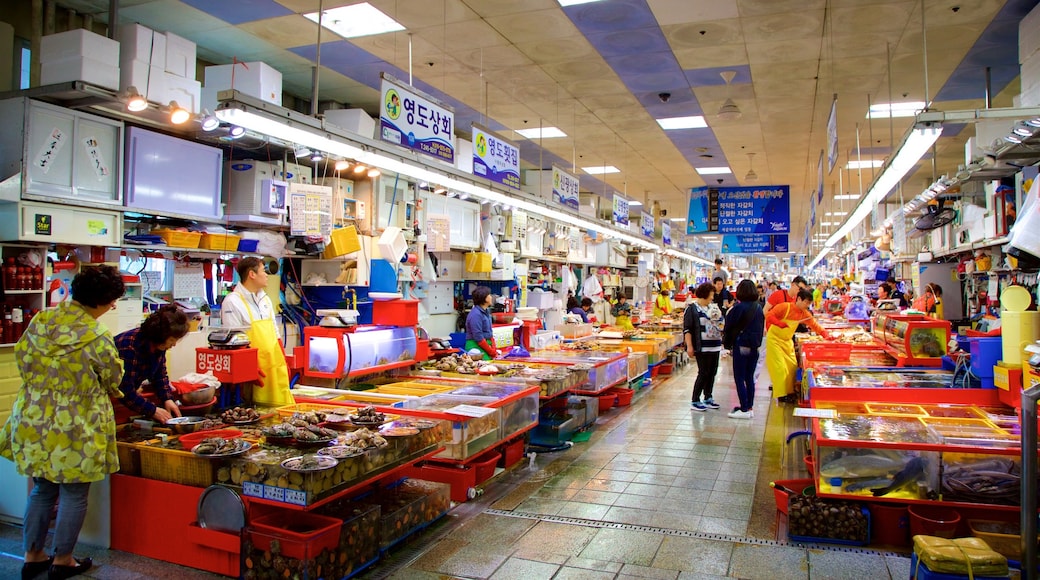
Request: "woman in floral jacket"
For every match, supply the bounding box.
[0,265,125,580]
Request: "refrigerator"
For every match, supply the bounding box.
[911,261,962,321]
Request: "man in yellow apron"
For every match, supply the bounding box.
[221,257,293,406]
[765,289,830,401]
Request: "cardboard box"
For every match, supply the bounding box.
[1021,3,1040,63]
[41,56,119,90]
[203,61,281,110]
[163,71,201,113]
[119,60,165,101]
[119,23,166,66]
[164,31,196,79]
[41,29,119,65]
[324,108,375,138]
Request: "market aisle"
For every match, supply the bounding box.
[0,356,915,580]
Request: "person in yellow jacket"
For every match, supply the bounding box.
[765,288,831,402]
[611,293,635,330]
[653,288,673,317]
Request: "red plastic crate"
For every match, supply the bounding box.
[499,438,525,469]
[404,462,476,503]
[195,347,259,384]
[372,299,419,326]
[801,342,852,362]
[471,449,500,484]
[415,339,430,362]
[248,512,342,560]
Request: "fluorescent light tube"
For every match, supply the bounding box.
[846,159,884,169]
[834,194,860,200]
[582,165,620,175]
[867,101,925,119]
[515,126,567,139]
[304,3,405,39]
[628,200,643,206]
[696,167,731,175]
[656,116,708,130]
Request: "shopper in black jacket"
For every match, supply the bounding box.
[723,280,765,419]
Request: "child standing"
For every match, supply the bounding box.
[684,282,722,411]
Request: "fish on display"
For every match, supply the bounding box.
[871,456,928,497]
[819,454,904,478]
[844,477,894,493]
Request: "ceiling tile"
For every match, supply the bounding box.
[273,0,361,12]
[180,0,292,25]
[831,32,902,59]
[451,45,534,72]
[564,0,660,33]
[745,37,823,64]
[415,20,509,52]
[741,11,825,41]
[663,19,744,49]
[647,0,739,25]
[236,14,333,48]
[515,36,600,65]
[736,0,825,17]
[542,58,617,83]
[585,27,673,57]
[467,0,558,18]
[485,9,581,44]
[673,45,748,69]
[192,26,286,62]
[119,0,230,34]
[561,79,633,100]
[368,0,479,27]
[831,2,916,34]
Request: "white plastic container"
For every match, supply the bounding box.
[41,56,119,90]
[324,108,374,138]
[202,61,281,110]
[41,29,119,65]
[377,226,407,264]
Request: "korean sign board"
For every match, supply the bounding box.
[552,166,579,210]
[687,186,790,235]
[379,74,454,163]
[472,124,520,189]
[720,235,789,254]
[613,194,629,227]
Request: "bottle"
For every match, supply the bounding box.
[11,306,22,341]
[31,265,42,290]
[2,258,14,290]
[2,306,12,344]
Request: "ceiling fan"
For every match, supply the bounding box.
[913,198,957,231]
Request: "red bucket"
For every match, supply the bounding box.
[870,503,910,547]
[609,387,634,406]
[658,363,674,375]
[803,455,815,477]
[908,505,961,539]
[595,392,616,413]
[771,478,814,514]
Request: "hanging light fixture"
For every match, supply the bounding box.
[227,125,245,138]
[353,164,367,174]
[334,159,350,171]
[744,152,758,182]
[367,168,381,178]
[717,71,741,121]
[168,101,190,125]
[126,87,147,112]
[310,151,324,162]
[199,110,219,131]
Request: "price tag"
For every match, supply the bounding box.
[284,489,307,506]
[446,404,497,418]
[242,481,263,497]
[792,408,837,419]
[263,485,285,502]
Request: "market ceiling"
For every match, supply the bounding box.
[57,0,1037,252]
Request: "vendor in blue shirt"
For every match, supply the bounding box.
[465,286,500,360]
[567,296,592,323]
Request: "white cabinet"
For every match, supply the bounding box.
[596,242,628,268]
[0,200,122,246]
[373,175,413,232]
[0,98,123,205]
[421,193,481,250]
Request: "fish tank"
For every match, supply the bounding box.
[813,447,940,501]
[872,313,950,362]
[523,350,628,392]
[806,368,953,390]
[401,394,503,460]
[941,453,1022,506]
[304,326,417,379]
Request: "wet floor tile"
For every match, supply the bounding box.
[696,516,748,536]
[712,480,755,494]
[564,555,624,574]
[618,562,681,578]
[707,490,753,508]
[432,543,513,579]
[488,557,560,579]
[556,501,611,519]
[728,544,808,580]
[651,536,734,577]
[648,512,701,532]
[514,498,565,515]
[510,548,569,565]
[701,502,751,520]
[578,528,665,567]
[885,555,911,579]
[604,506,657,526]
[632,472,676,486]
[665,486,711,502]
[554,566,617,579]
[511,521,599,557]
[584,478,632,493]
[671,476,718,490]
[612,493,666,511]
[640,464,684,476]
[624,482,672,497]
[534,486,580,500]
[595,469,640,482]
[570,489,621,505]
[647,455,688,467]
[807,550,890,580]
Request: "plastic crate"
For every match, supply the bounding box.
[199,233,241,251]
[250,512,342,560]
[237,239,259,253]
[323,225,361,258]
[470,449,500,484]
[371,299,419,326]
[801,342,853,361]
[152,229,202,248]
[403,461,477,503]
[499,437,525,469]
[770,478,814,515]
[788,498,870,546]
[243,514,343,578]
[969,520,1030,559]
[137,444,215,487]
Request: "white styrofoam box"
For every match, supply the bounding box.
[1021,3,1040,63]
[1021,82,1040,107]
[972,119,1016,158]
[456,138,473,173]
[530,331,561,350]
[1021,51,1040,94]
[527,290,555,310]
[324,108,375,138]
[203,61,281,107]
[119,23,166,66]
[41,56,119,90]
[41,29,119,65]
[489,269,513,281]
[162,72,200,113]
[119,60,165,101]
[164,31,196,79]
[378,226,408,264]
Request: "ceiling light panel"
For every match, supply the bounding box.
[867,101,926,119]
[846,159,884,169]
[558,0,605,5]
[656,116,708,130]
[582,165,620,175]
[695,167,731,175]
[515,126,567,139]
[304,3,405,39]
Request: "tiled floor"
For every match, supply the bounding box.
[0,354,917,579]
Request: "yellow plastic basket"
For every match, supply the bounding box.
[152,229,202,248]
[137,444,215,487]
[200,233,242,251]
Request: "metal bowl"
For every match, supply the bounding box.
[180,384,217,405]
[166,416,207,434]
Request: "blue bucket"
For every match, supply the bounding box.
[370,259,398,293]
[969,337,1001,379]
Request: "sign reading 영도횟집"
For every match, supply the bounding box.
[640,212,654,238]
[379,74,454,163]
[613,194,629,226]
[472,125,520,189]
[552,166,579,210]
[720,234,789,254]
[662,220,672,246]
[717,186,790,234]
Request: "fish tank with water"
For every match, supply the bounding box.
[806,367,953,390]
[305,326,417,378]
[812,446,940,500]
[872,313,950,361]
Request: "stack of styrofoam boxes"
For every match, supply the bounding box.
[118,24,199,113]
[1020,3,1040,106]
[324,109,376,139]
[119,23,165,102]
[201,61,282,113]
[40,29,120,90]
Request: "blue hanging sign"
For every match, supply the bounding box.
[720,234,789,254]
[379,74,455,163]
[716,186,790,234]
[640,212,654,238]
[552,166,579,210]
[472,124,520,189]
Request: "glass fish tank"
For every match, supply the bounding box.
[813,447,940,500]
[808,368,953,389]
[523,350,628,392]
[305,326,417,378]
[872,313,951,360]
[818,415,940,444]
[402,393,503,460]
[941,453,1022,506]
